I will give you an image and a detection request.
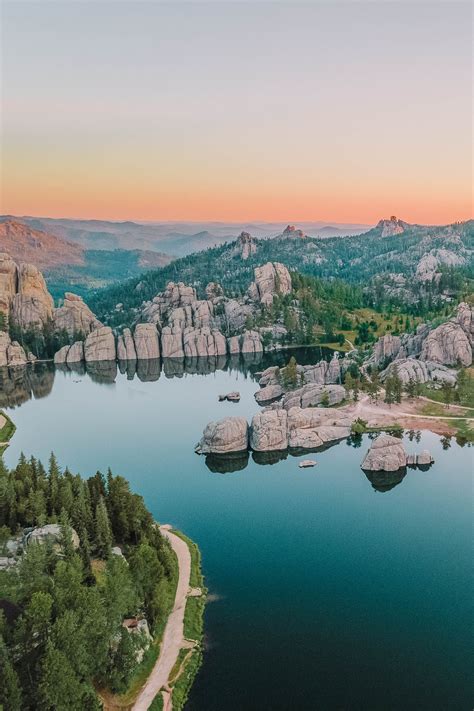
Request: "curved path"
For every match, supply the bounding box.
[132,526,192,711]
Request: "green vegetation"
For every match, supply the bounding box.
[0,454,179,710]
[0,411,16,455]
[351,418,403,436]
[421,367,474,410]
[89,220,474,331]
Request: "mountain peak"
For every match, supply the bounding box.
[376,216,410,237]
[282,225,307,238]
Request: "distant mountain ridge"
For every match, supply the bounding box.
[0,219,85,268]
[0,217,173,301]
[1,215,372,257]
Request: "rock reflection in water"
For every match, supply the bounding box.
[86,360,117,384]
[0,364,55,408]
[252,450,288,466]
[137,359,161,382]
[205,451,249,474]
[364,468,407,493]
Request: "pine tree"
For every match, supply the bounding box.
[0,636,22,711]
[320,390,330,408]
[94,496,113,558]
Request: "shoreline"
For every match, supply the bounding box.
[131,526,205,711]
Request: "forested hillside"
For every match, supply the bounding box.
[0,455,175,710]
[89,220,474,329]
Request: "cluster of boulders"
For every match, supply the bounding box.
[361,434,434,472]
[195,407,353,456]
[369,302,474,384]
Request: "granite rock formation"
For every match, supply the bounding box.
[361,434,406,472]
[195,417,249,455]
[84,326,116,362]
[54,292,101,337]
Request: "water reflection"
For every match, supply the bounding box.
[0,364,55,408]
[205,451,249,474]
[364,468,407,493]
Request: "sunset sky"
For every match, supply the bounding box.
[1,1,472,225]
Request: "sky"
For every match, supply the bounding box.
[1,1,472,225]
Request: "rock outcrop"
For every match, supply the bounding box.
[287,407,352,449]
[279,383,345,410]
[376,216,409,238]
[252,262,292,306]
[0,332,28,367]
[255,383,285,405]
[84,326,116,362]
[195,417,249,455]
[380,357,457,386]
[235,231,257,260]
[117,328,137,361]
[250,410,288,451]
[134,323,160,360]
[420,320,472,367]
[183,327,227,358]
[11,263,54,330]
[198,406,352,456]
[361,434,407,472]
[53,292,101,337]
[54,341,84,365]
[362,434,434,472]
[161,326,185,359]
[282,225,307,239]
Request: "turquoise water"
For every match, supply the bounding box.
[3,361,473,710]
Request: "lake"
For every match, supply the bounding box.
[2,358,472,711]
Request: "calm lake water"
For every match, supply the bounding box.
[2,358,473,711]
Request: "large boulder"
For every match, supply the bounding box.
[250,410,288,451]
[134,323,160,360]
[54,292,101,337]
[66,341,84,364]
[6,341,28,366]
[54,345,69,365]
[361,434,406,472]
[287,407,352,449]
[195,417,249,454]
[255,383,285,405]
[26,523,79,550]
[84,326,116,362]
[420,321,472,366]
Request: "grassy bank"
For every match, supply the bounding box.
[0,411,16,455]
[163,530,206,711]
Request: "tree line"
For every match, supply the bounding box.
[0,454,174,710]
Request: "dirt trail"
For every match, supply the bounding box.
[132,526,192,711]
